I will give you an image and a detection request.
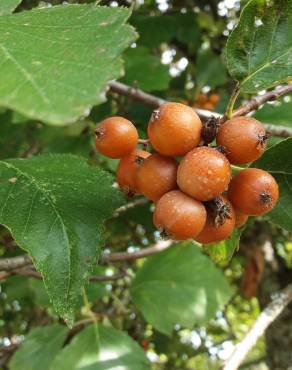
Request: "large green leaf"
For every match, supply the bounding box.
[122,46,170,92]
[131,242,232,335]
[0,0,21,16]
[205,229,242,265]
[253,97,292,126]
[9,324,68,370]
[253,138,292,232]
[226,0,292,93]
[51,324,150,370]
[0,154,124,324]
[0,5,136,125]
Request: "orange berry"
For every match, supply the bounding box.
[228,168,279,216]
[95,116,138,158]
[116,149,150,196]
[177,147,231,201]
[153,190,207,240]
[209,94,220,105]
[136,153,178,202]
[234,210,249,228]
[202,102,215,111]
[216,117,267,164]
[195,196,235,244]
[147,103,202,157]
[196,93,208,105]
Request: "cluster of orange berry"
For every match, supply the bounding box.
[95,102,279,244]
[192,92,220,111]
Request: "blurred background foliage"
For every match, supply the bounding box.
[1,0,292,369]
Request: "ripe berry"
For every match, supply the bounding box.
[116,149,150,196]
[147,102,202,157]
[228,168,279,216]
[136,153,178,202]
[95,116,138,158]
[216,117,267,164]
[202,102,215,111]
[177,146,231,201]
[153,190,207,240]
[234,210,249,228]
[195,197,235,244]
[196,93,208,105]
[209,94,220,105]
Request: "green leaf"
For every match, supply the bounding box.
[175,13,201,45]
[122,46,170,92]
[253,97,292,126]
[51,324,150,370]
[132,12,200,48]
[131,242,232,335]
[226,0,292,93]
[253,138,292,232]
[9,324,68,370]
[0,0,21,16]
[0,5,136,125]
[205,229,241,265]
[0,154,124,324]
[196,49,227,91]
[131,15,176,48]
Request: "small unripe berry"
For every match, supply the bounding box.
[136,153,178,202]
[153,190,207,240]
[177,146,231,201]
[95,116,138,158]
[228,168,279,216]
[116,149,150,196]
[195,197,235,244]
[147,102,202,157]
[216,117,267,164]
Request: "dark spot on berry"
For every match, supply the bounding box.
[151,109,160,122]
[260,191,272,206]
[135,155,146,165]
[206,197,231,227]
[201,116,220,144]
[159,228,171,240]
[257,134,268,148]
[214,145,227,155]
[95,127,105,139]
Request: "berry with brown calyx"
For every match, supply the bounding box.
[216,117,267,164]
[116,149,150,196]
[195,196,235,244]
[147,102,202,157]
[153,190,207,240]
[95,116,138,158]
[228,168,279,215]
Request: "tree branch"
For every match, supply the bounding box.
[101,239,172,263]
[109,81,292,138]
[114,197,149,216]
[109,81,217,121]
[0,266,129,282]
[232,85,292,118]
[0,254,31,270]
[222,283,292,370]
[0,241,173,277]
